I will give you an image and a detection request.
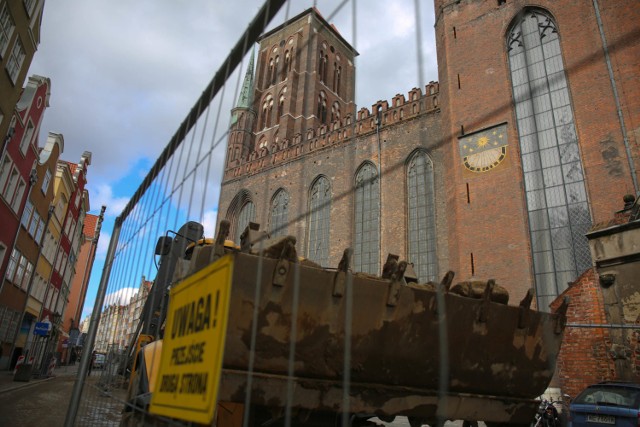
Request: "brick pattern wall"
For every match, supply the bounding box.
[551,269,615,398]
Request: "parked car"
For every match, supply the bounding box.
[569,382,640,427]
[92,353,106,369]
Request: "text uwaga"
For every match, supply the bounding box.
[158,292,220,396]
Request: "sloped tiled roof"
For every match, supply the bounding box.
[83,214,98,237]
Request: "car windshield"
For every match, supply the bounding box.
[574,385,640,408]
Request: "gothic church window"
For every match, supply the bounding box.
[227,190,255,244]
[317,92,327,124]
[278,88,286,118]
[507,8,592,311]
[271,56,279,86]
[307,176,331,266]
[283,51,290,81]
[407,150,437,282]
[236,201,255,244]
[322,54,328,83]
[319,50,325,83]
[268,57,275,88]
[270,189,289,237]
[354,162,380,274]
[331,102,340,123]
[261,95,274,129]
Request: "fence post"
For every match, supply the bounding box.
[64,216,121,427]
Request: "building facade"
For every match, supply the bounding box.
[10,131,61,364]
[218,4,639,313]
[42,153,91,361]
[58,208,104,363]
[0,0,45,148]
[0,75,50,368]
[433,0,639,310]
[94,303,127,354]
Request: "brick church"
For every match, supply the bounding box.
[217,2,639,313]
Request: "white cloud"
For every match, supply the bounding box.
[103,287,138,307]
[201,209,219,239]
[89,184,129,218]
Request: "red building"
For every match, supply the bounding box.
[0,75,50,369]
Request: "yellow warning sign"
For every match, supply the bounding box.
[149,255,233,424]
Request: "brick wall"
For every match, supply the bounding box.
[551,269,615,398]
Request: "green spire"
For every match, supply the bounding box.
[236,49,255,109]
[231,49,255,127]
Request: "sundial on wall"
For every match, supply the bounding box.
[459,124,508,172]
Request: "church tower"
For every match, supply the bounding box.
[434,0,640,309]
[250,8,357,157]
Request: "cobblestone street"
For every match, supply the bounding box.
[0,365,471,426]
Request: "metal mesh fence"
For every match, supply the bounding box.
[60,0,594,426]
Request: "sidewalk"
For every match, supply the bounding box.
[0,363,79,394]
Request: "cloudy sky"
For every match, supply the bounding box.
[28,0,438,319]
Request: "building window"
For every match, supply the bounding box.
[269,56,279,86]
[41,169,51,194]
[278,95,284,118]
[270,189,289,237]
[0,155,10,192]
[319,50,325,83]
[34,214,44,243]
[407,151,438,282]
[267,57,275,88]
[2,165,18,203]
[54,196,66,221]
[28,210,38,237]
[261,95,274,129]
[0,306,20,343]
[14,253,27,287]
[282,50,290,80]
[0,3,14,58]
[333,63,341,96]
[10,177,25,212]
[354,162,380,274]
[21,260,32,290]
[235,201,255,244]
[64,215,72,236]
[20,120,34,155]
[317,92,327,124]
[307,176,331,267]
[21,199,33,228]
[5,248,20,282]
[331,102,341,123]
[508,8,592,311]
[5,38,25,84]
[0,242,5,271]
[23,0,37,16]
